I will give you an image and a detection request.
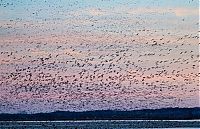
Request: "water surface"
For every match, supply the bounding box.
[0,120,199,129]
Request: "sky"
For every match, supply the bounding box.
[0,0,199,114]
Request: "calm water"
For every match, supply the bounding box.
[0,120,199,129]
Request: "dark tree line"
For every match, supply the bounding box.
[0,107,199,121]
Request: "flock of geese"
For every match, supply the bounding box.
[0,0,199,113]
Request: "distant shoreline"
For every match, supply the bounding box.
[0,107,199,121]
[1,119,200,122]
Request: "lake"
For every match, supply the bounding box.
[0,120,199,129]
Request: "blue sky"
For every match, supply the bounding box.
[0,0,198,20]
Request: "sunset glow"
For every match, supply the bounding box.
[0,0,199,114]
